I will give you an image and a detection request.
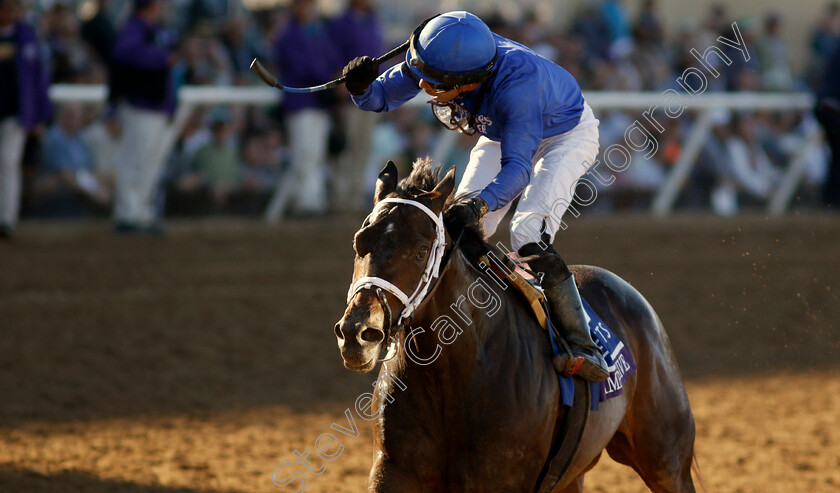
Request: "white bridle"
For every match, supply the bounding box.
[346,197,447,326]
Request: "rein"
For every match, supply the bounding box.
[346,197,449,361]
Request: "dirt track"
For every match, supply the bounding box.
[0,214,838,492]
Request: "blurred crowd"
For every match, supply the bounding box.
[2,0,840,236]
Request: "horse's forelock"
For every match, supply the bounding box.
[396,158,454,209]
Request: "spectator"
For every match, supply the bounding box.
[330,0,383,213]
[769,112,828,203]
[700,109,735,214]
[183,0,246,32]
[700,4,728,45]
[0,0,51,239]
[266,0,340,219]
[182,26,233,86]
[600,0,632,58]
[183,109,241,209]
[235,129,284,214]
[571,4,610,61]
[714,113,782,214]
[757,13,795,91]
[723,17,761,91]
[109,0,179,234]
[251,6,287,60]
[161,109,210,216]
[220,17,264,85]
[80,0,116,68]
[815,45,840,208]
[36,103,110,216]
[672,20,723,91]
[178,110,213,164]
[635,0,664,46]
[808,2,840,90]
[630,4,672,91]
[43,4,99,83]
[612,117,670,209]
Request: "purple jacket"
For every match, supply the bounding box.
[274,18,341,112]
[329,8,383,64]
[110,17,177,114]
[14,22,52,130]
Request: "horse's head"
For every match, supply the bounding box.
[335,160,456,373]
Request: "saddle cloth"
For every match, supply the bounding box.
[477,253,636,411]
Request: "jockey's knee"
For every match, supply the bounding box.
[510,213,553,252]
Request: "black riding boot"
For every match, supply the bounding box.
[518,242,610,382]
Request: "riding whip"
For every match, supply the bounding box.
[250,40,409,93]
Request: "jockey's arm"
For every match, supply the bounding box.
[351,63,422,113]
[477,89,543,211]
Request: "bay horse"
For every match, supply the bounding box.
[334,161,698,492]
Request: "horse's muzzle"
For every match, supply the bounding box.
[335,293,386,373]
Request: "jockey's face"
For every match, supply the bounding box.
[419,79,481,102]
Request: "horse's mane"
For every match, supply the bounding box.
[394,158,453,202]
[396,158,488,260]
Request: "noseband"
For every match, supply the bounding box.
[346,197,447,361]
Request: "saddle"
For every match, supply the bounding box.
[475,250,547,328]
[475,245,579,369]
[471,243,591,491]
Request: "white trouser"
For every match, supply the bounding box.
[286,108,330,213]
[335,106,377,211]
[0,117,26,227]
[455,102,600,252]
[113,104,171,225]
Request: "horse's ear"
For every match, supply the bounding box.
[428,166,456,212]
[374,161,398,204]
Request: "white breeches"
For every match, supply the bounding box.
[455,102,600,251]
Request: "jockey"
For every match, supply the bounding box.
[341,11,608,382]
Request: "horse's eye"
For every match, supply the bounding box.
[416,246,429,261]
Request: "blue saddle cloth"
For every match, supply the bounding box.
[547,297,636,411]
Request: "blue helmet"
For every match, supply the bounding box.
[406,11,498,87]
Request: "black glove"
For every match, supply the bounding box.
[342,56,378,95]
[443,197,489,234]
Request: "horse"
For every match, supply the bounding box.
[334,160,698,492]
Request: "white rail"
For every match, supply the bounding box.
[50,85,819,216]
[50,85,815,109]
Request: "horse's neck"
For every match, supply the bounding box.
[378,248,554,469]
[394,249,524,403]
